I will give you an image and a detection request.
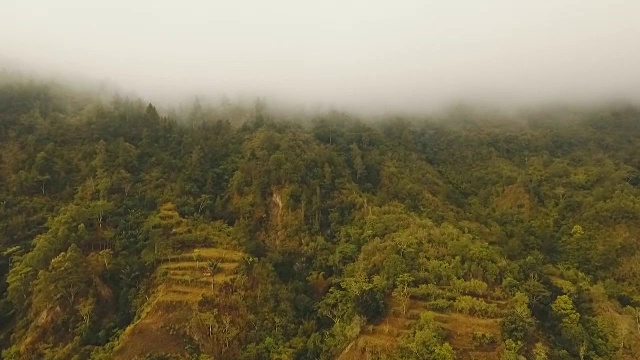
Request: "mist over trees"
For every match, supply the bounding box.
[1,75,640,359]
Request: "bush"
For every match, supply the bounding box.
[472,331,496,347]
[502,277,520,296]
[409,284,443,301]
[452,279,488,296]
[428,299,452,312]
[453,296,500,317]
[501,313,534,343]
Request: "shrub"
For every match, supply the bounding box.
[452,279,488,296]
[409,284,443,301]
[472,331,496,347]
[453,296,499,317]
[428,299,452,312]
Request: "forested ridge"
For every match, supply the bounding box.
[1,77,640,360]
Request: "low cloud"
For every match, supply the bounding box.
[2,0,639,114]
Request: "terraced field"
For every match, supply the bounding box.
[157,248,243,302]
[112,247,244,360]
[339,295,504,360]
[114,247,505,360]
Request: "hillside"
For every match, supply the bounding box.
[1,78,640,359]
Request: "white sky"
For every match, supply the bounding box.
[1,0,639,112]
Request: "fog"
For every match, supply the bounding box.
[2,0,640,114]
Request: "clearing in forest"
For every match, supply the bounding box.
[111,247,244,360]
[339,296,504,360]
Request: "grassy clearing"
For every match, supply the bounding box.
[159,261,238,271]
[339,293,504,360]
[111,247,244,359]
[338,299,425,360]
[435,313,502,359]
[156,247,242,299]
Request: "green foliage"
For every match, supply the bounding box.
[472,331,496,347]
[452,278,489,296]
[501,292,535,343]
[354,286,386,322]
[532,342,549,360]
[500,339,523,360]
[395,313,456,360]
[453,296,500,317]
[427,299,453,312]
[552,295,581,326]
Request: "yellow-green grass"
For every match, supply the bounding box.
[434,312,502,360]
[165,273,232,286]
[157,247,242,301]
[159,261,238,271]
[112,303,190,360]
[338,299,425,360]
[172,247,244,262]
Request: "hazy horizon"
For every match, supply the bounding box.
[2,1,640,114]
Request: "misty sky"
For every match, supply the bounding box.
[1,0,640,112]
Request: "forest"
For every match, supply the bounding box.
[1,75,640,360]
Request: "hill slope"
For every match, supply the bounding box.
[112,248,244,359]
[1,79,640,359]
